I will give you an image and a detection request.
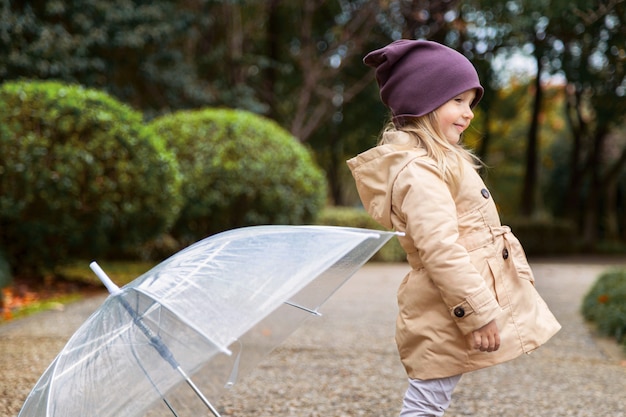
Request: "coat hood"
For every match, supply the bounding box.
[347,132,426,229]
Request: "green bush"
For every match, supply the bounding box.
[582,269,626,351]
[0,80,183,274]
[318,206,406,262]
[0,249,11,289]
[504,217,578,256]
[150,108,327,242]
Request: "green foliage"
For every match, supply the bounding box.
[150,108,327,243]
[582,269,626,351]
[318,207,405,263]
[0,80,183,273]
[0,0,210,115]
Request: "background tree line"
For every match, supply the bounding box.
[2,0,625,250]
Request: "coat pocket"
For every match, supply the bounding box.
[486,257,507,307]
[504,232,535,283]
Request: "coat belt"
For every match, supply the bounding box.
[405,225,513,270]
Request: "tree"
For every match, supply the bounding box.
[556,0,626,246]
[461,0,571,217]
[460,0,626,249]
[0,0,213,115]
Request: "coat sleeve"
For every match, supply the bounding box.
[393,159,503,335]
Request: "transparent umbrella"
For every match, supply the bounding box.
[18,225,397,417]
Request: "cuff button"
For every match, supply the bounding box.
[454,307,465,318]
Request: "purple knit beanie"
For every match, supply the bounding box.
[364,39,484,124]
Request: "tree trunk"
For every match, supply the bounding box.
[581,171,600,248]
[604,178,619,242]
[581,128,608,247]
[520,55,542,217]
[477,108,491,173]
[327,129,344,206]
[563,88,586,225]
[264,0,282,120]
[599,141,626,242]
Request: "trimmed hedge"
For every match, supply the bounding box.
[0,80,183,273]
[582,269,626,352]
[503,217,578,256]
[318,206,405,262]
[150,108,327,242]
[318,208,583,262]
[0,249,11,289]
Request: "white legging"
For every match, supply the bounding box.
[399,374,462,417]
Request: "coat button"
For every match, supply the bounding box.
[502,248,509,259]
[454,307,465,318]
[481,188,490,199]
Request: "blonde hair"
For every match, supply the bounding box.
[378,113,482,187]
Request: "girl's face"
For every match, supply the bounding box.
[434,89,476,145]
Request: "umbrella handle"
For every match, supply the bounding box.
[90,261,122,295]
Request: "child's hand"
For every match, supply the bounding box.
[472,319,500,352]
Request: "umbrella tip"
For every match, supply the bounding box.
[89,261,122,295]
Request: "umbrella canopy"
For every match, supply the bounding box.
[18,225,397,417]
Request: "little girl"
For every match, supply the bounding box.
[347,40,561,416]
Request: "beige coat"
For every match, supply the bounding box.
[347,139,561,380]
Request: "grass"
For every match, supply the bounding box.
[5,294,83,321]
[1,260,155,323]
[56,260,156,287]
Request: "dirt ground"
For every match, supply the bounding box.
[2,259,626,417]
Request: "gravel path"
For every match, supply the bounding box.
[1,260,625,416]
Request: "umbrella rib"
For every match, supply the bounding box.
[91,263,224,417]
[128,332,181,417]
[284,301,322,316]
[177,366,223,417]
[162,241,230,301]
[50,315,135,379]
[117,291,224,417]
